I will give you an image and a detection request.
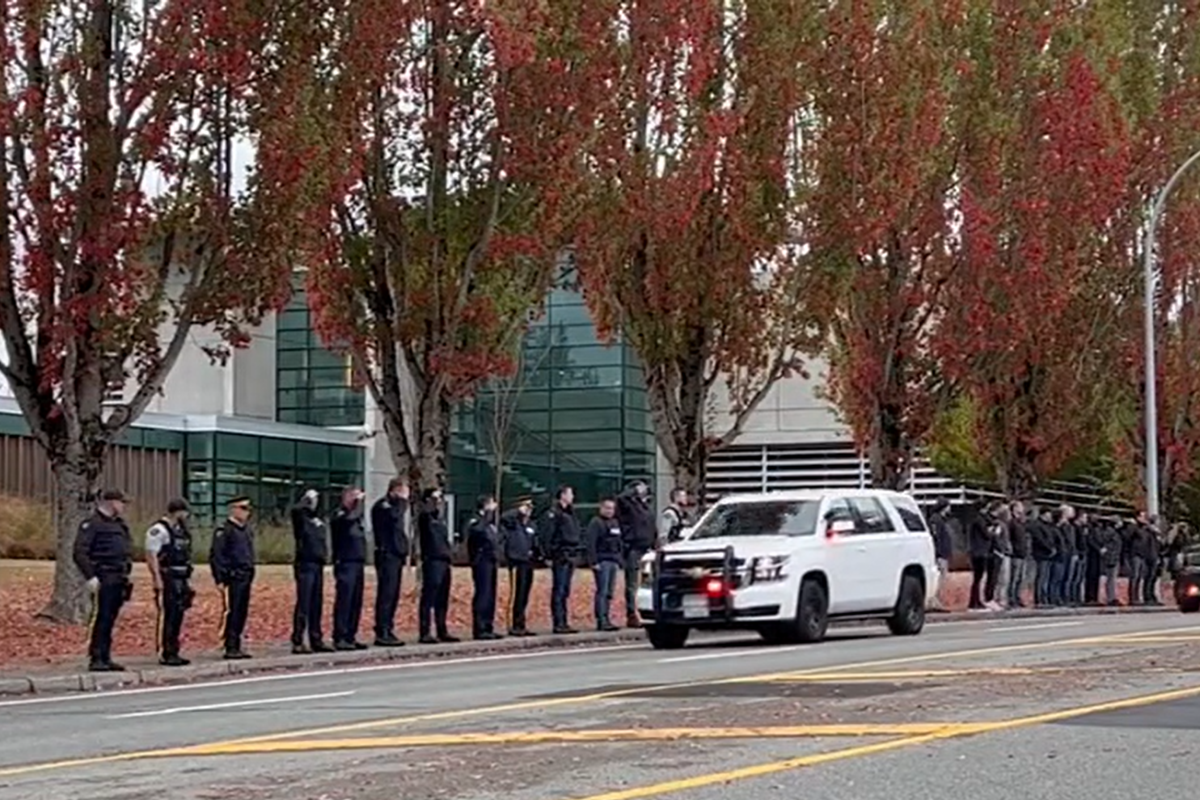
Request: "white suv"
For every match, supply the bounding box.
[636,489,939,650]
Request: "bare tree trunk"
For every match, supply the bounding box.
[42,451,103,623]
[414,395,450,492]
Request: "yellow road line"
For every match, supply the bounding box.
[183,724,974,755]
[564,682,1200,800]
[2,623,1196,780]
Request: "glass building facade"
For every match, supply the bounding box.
[276,283,366,427]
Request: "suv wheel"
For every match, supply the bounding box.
[645,625,690,650]
[888,573,926,636]
[794,578,829,644]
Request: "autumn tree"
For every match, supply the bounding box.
[575,0,820,499]
[304,1,611,489]
[806,0,966,490]
[0,0,321,620]
[934,3,1134,498]
[479,324,552,505]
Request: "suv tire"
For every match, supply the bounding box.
[794,578,829,644]
[646,624,690,650]
[888,573,926,636]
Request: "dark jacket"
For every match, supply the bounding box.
[73,511,133,580]
[371,496,410,560]
[499,510,536,565]
[617,491,656,551]
[586,515,624,566]
[1098,524,1122,568]
[1129,524,1153,560]
[466,511,500,567]
[1059,522,1078,558]
[967,514,992,559]
[544,503,583,558]
[1009,519,1030,559]
[1030,519,1057,560]
[929,511,953,561]
[291,506,329,565]
[418,505,453,563]
[210,518,256,584]
[331,503,367,564]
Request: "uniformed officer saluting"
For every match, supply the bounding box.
[210,495,256,660]
[290,489,333,655]
[331,486,369,650]
[499,496,537,637]
[467,494,502,641]
[144,498,196,667]
[73,489,134,672]
[417,487,459,644]
[371,477,411,647]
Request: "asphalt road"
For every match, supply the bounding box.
[2,613,1200,800]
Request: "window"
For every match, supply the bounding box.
[849,496,894,534]
[690,500,821,539]
[825,499,853,523]
[891,494,928,533]
[217,434,260,463]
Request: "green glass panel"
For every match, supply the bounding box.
[623,364,647,390]
[260,437,296,466]
[216,433,260,463]
[551,429,623,452]
[0,414,31,435]
[276,329,309,349]
[554,344,623,369]
[142,429,184,450]
[186,433,214,460]
[547,365,622,389]
[297,441,330,469]
[330,444,362,472]
[308,367,354,388]
[550,388,623,410]
[277,349,308,370]
[276,309,310,331]
[309,349,345,370]
[552,407,622,432]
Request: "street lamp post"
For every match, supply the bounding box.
[1143,148,1200,521]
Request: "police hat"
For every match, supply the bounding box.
[228,495,253,507]
[167,498,190,514]
[99,489,130,502]
[513,495,533,508]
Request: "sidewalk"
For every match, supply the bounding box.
[0,604,1177,698]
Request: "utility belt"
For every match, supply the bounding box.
[165,565,193,578]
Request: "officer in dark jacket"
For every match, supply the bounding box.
[1082,512,1102,605]
[1007,501,1030,609]
[210,496,256,659]
[144,498,195,667]
[417,488,459,644]
[74,489,134,672]
[1098,517,1123,605]
[331,487,368,649]
[371,477,410,647]
[467,495,502,640]
[499,497,537,636]
[290,489,332,655]
[617,480,656,628]
[545,485,583,634]
[1030,507,1057,607]
[586,497,623,631]
[1144,516,1163,605]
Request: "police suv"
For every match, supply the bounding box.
[636,489,939,649]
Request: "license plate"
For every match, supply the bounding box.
[682,595,709,619]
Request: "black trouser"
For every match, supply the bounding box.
[507,562,534,632]
[1144,557,1160,603]
[221,574,253,653]
[969,555,989,608]
[159,575,190,658]
[419,559,452,638]
[623,546,647,619]
[472,559,498,637]
[291,561,325,648]
[551,556,575,629]
[1084,550,1101,604]
[984,554,1003,603]
[88,575,127,664]
[333,560,365,644]
[374,553,403,640]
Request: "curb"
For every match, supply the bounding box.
[0,606,1179,698]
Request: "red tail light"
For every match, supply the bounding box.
[704,578,726,597]
[1187,584,1199,597]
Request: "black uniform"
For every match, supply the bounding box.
[152,517,194,662]
[617,490,656,623]
[587,513,624,630]
[371,495,409,644]
[210,518,256,657]
[331,502,368,647]
[467,511,501,639]
[545,503,583,631]
[290,504,328,651]
[499,509,537,634]
[73,510,133,668]
[417,504,454,641]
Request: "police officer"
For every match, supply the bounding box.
[659,488,689,545]
[586,497,623,631]
[73,489,134,672]
[144,498,195,667]
[467,494,502,640]
[545,485,583,634]
[331,487,368,650]
[290,488,332,655]
[417,487,459,644]
[500,496,537,637]
[210,495,256,660]
[371,477,411,647]
[617,480,656,628]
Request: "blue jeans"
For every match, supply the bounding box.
[552,558,575,629]
[593,561,619,628]
[1007,557,1027,607]
[1068,554,1084,604]
[1050,557,1068,605]
[1102,564,1119,604]
[1035,559,1054,606]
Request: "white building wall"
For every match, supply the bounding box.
[232,313,278,420]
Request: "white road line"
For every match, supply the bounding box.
[107,691,356,719]
[658,645,805,664]
[0,644,647,710]
[986,621,1085,633]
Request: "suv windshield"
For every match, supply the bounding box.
[689,500,821,539]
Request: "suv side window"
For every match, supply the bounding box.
[825,498,853,524]
[848,497,893,534]
[890,494,928,533]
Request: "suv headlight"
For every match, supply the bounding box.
[750,555,789,583]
